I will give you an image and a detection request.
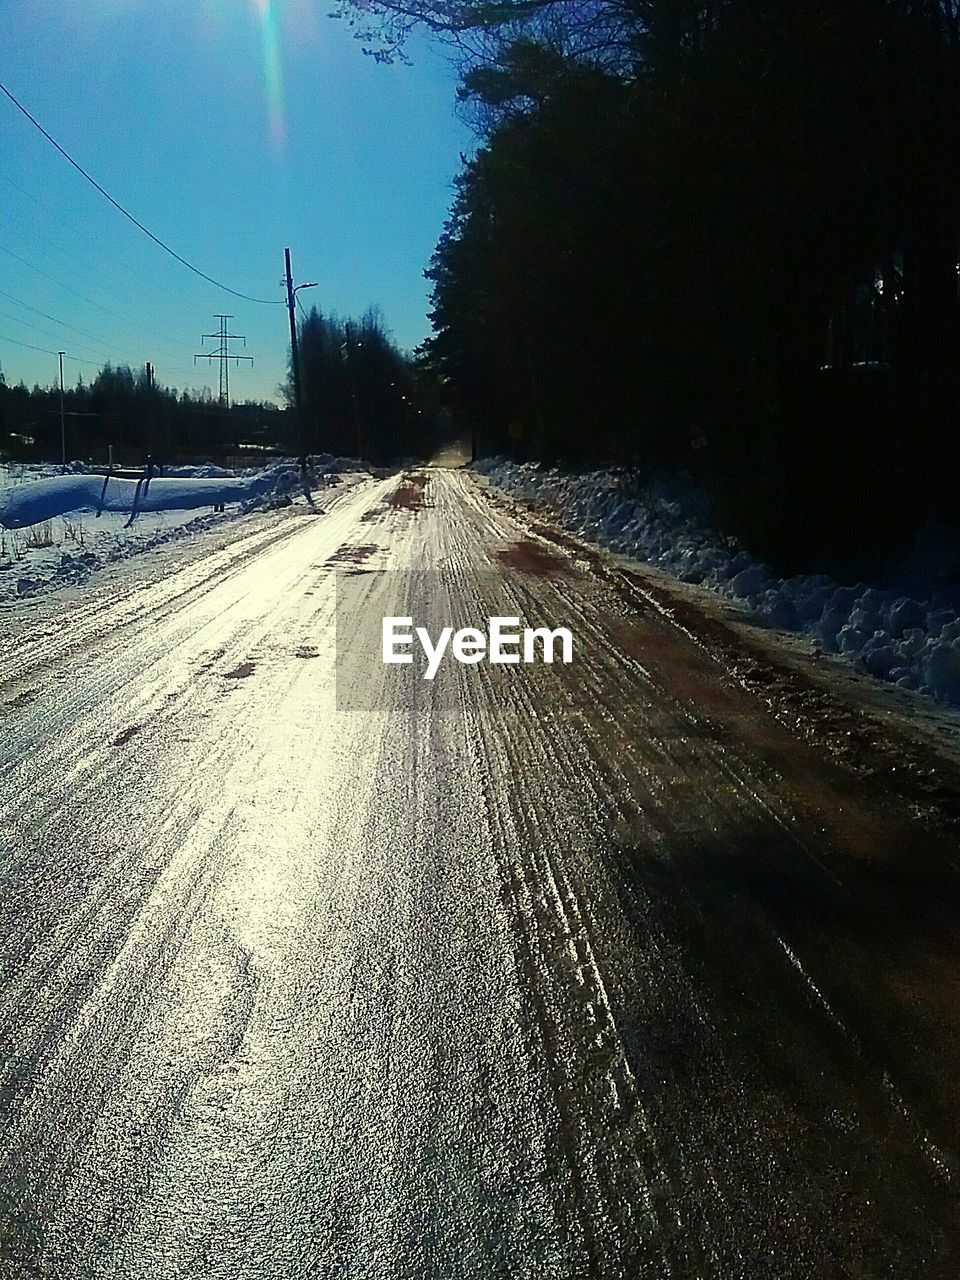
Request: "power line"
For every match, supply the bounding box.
[0,335,223,386]
[0,334,60,356]
[0,304,153,369]
[0,291,210,372]
[0,306,117,359]
[0,303,202,378]
[0,334,106,366]
[0,194,251,367]
[0,171,201,313]
[0,78,285,307]
[0,286,148,360]
[0,239,187,356]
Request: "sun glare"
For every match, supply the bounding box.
[251,0,286,152]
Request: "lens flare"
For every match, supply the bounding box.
[251,0,286,152]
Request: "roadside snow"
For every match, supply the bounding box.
[476,457,960,708]
[0,472,280,528]
[0,457,364,606]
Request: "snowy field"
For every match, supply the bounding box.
[0,457,361,608]
[476,457,960,708]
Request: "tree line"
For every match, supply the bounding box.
[345,0,960,569]
[1,304,441,466]
[0,361,285,466]
[285,306,442,462]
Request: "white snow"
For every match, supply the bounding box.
[0,457,364,606]
[475,457,960,708]
[0,472,278,528]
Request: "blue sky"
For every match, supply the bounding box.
[0,0,471,403]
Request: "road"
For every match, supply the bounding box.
[1,466,959,1278]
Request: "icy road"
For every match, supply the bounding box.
[2,467,959,1278]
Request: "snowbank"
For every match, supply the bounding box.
[0,454,376,530]
[476,457,960,708]
[0,472,277,528]
[0,458,362,605]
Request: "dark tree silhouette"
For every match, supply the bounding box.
[283,306,434,462]
[344,0,960,568]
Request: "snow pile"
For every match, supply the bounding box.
[66,453,365,480]
[476,457,960,707]
[0,454,373,531]
[0,459,318,529]
[0,472,272,528]
[0,458,363,605]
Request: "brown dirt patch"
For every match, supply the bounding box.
[327,543,379,566]
[488,487,960,839]
[496,539,572,577]
[386,473,429,511]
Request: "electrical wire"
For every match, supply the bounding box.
[0,79,285,306]
[0,333,106,366]
[0,286,148,360]
[0,171,206,312]
[0,240,188,356]
[0,306,117,358]
[0,334,222,389]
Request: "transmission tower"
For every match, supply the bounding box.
[193,314,253,408]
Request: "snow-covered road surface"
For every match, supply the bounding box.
[2,468,959,1278]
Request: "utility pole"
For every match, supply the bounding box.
[194,316,252,458]
[342,321,363,459]
[145,361,154,462]
[285,248,305,467]
[57,351,66,467]
[283,248,317,469]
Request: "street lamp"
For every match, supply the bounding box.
[282,248,317,469]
